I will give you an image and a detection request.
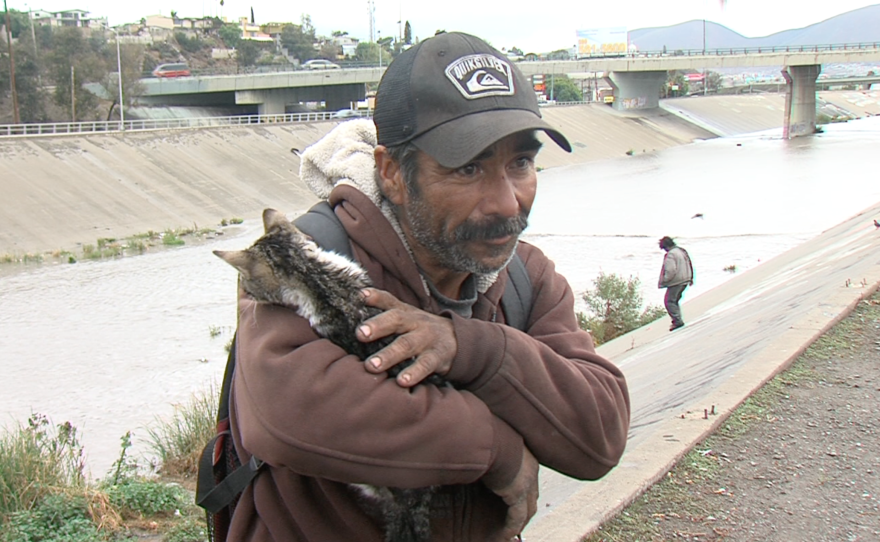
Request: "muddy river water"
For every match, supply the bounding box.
[2,117,879,477]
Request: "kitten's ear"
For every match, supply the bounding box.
[262,209,288,232]
[213,250,253,279]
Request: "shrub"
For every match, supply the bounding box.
[1,492,108,542]
[146,384,218,479]
[0,414,86,519]
[104,479,188,518]
[577,272,666,345]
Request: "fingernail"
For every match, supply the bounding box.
[398,373,411,385]
[359,325,371,338]
[361,289,371,298]
[369,357,381,369]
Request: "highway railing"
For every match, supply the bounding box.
[560,42,880,60]
[0,110,373,138]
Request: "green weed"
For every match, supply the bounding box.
[162,230,186,247]
[145,384,218,479]
[1,492,112,542]
[0,414,86,519]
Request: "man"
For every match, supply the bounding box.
[227,32,630,541]
[658,236,694,331]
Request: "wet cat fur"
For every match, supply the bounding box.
[214,208,435,542]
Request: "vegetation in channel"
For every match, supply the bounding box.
[577,272,666,345]
[0,219,244,268]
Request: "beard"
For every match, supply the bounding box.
[406,197,529,275]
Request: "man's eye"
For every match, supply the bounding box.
[457,163,480,176]
[514,156,534,168]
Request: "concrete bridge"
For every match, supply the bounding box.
[139,67,383,113]
[140,44,880,139]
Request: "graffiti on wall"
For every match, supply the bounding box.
[620,96,647,109]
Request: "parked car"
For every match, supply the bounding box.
[302,59,341,70]
[331,109,360,118]
[152,63,191,78]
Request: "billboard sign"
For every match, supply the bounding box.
[576,27,628,57]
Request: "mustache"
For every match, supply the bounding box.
[454,213,529,242]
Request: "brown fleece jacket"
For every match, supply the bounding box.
[227,185,631,541]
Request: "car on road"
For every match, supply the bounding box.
[331,109,360,119]
[302,59,341,70]
[152,63,191,78]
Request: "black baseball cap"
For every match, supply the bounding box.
[373,31,572,168]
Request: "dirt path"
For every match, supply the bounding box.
[585,289,880,541]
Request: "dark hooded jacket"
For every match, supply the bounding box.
[227,184,631,541]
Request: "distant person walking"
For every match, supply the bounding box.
[658,236,694,331]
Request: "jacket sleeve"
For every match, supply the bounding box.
[445,245,631,481]
[660,252,678,287]
[231,294,525,490]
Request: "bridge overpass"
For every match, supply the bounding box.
[139,67,384,113]
[140,44,880,138]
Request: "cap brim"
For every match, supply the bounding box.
[410,109,572,169]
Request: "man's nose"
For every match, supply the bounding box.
[480,172,520,218]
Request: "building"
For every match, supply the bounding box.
[238,17,273,42]
[30,9,107,30]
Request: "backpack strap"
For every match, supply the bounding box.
[501,253,532,331]
[196,334,267,516]
[293,201,353,258]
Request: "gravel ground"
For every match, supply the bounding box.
[586,289,880,542]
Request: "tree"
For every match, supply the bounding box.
[355,41,389,65]
[318,41,339,60]
[102,41,146,121]
[174,32,203,54]
[576,272,666,345]
[549,74,581,102]
[45,27,103,121]
[280,15,317,62]
[665,71,689,98]
[706,70,723,92]
[236,39,259,67]
[7,42,47,122]
[218,24,241,49]
[404,21,412,45]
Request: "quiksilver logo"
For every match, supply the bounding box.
[444,54,515,99]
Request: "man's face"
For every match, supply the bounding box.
[401,131,542,275]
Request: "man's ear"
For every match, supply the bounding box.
[374,145,407,206]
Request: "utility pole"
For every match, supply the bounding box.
[71,65,75,121]
[111,27,124,131]
[702,12,708,95]
[367,0,375,43]
[3,0,20,124]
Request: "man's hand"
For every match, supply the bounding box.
[483,447,539,541]
[356,288,457,387]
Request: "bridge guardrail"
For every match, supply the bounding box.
[618,42,880,59]
[147,42,880,79]
[0,111,373,138]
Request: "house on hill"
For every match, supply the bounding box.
[30,9,107,30]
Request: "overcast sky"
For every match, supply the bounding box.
[12,0,880,52]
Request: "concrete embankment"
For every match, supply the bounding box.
[0,104,715,255]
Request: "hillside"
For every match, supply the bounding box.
[629,3,880,51]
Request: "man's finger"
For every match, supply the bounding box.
[395,352,441,387]
[360,288,404,311]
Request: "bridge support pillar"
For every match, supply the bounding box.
[607,71,666,111]
[236,89,291,115]
[782,64,820,139]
